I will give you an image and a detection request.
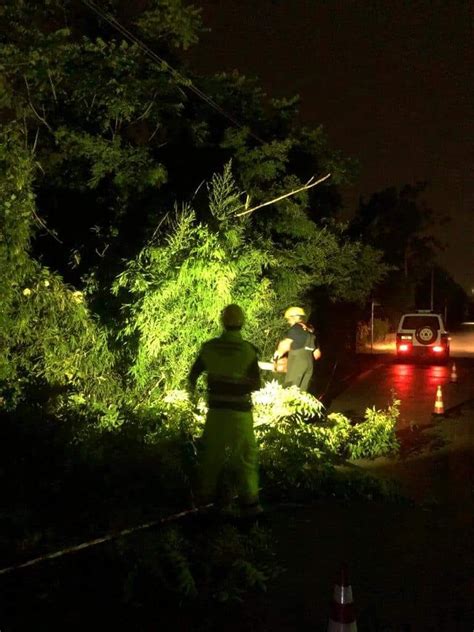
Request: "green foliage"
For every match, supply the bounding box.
[121,527,199,603]
[114,164,389,398]
[0,0,206,284]
[251,382,334,491]
[135,0,203,51]
[251,382,399,490]
[0,128,36,389]
[252,380,324,427]
[113,164,278,394]
[327,397,400,461]
[345,398,401,459]
[119,523,276,608]
[112,379,399,502]
[134,380,398,496]
[2,0,389,436]
[0,125,120,415]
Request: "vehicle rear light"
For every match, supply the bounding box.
[398,334,412,340]
[432,345,445,353]
[398,344,410,352]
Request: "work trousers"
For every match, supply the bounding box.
[197,408,259,506]
[284,348,313,391]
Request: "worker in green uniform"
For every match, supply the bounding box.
[273,306,321,391]
[188,304,262,517]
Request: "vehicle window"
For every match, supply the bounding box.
[401,316,440,330]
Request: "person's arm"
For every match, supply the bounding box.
[248,352,262,392]
[273,338,293,361]
[313,330,321,360]
[188,352,205,394]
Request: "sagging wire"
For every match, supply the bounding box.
[80,0,265,144]
[0,503,212,578]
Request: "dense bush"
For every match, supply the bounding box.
[117,522,277,609]
[140,382,400,497]
[343,398,401,459]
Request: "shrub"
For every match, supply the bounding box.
[142,383,399,492]
[327,395,400,460]
[347,397,400,459]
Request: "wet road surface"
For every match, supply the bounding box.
[328,357,474,430]
[260,402,474,631]
[257,326,474,631]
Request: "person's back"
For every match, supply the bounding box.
[274,306,321,392]
[188,304,262,517]
[196,330,260,411]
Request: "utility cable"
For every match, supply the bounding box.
[80,0,265,143]
[0,503,212,577]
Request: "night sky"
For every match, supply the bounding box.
[188,0,473,294]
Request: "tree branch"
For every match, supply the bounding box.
[148,121,161,142]
[23,75,52,132]
[130,94,156,124]
[47,69,57,102]
[31,127,40,153]
[32,209,63,243]
[234,173,331,218]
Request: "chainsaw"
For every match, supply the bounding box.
[258,357,287,373]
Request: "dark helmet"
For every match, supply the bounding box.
[221,304,245,329]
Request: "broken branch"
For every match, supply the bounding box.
[234,173,331,218]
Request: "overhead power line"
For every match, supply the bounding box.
[80,0,265,143]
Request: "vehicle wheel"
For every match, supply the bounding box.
[415,326,436,345]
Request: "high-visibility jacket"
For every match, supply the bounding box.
[188,330,261,410]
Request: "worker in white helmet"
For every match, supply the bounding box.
[188,304,262,518]
[273,306,321,391]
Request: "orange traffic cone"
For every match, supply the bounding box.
[450,362,458,383]
[328,564,357,631]
[433,385,445,415]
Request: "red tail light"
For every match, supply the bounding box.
[398,344,410,352]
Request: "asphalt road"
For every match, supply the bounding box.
[329,323,474,431]
[258,329,474,632]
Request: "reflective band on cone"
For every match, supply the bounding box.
[328,565,357,631]
[450,363,458,383]
[433,385,444,415]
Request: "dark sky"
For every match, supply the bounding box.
[188,0,473,294]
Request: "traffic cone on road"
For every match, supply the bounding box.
[450,362,458,383]
[433,385,445,415]
[328,564,357,631]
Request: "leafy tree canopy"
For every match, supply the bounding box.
[1,0,388,412]
[349,183,442,278]
[114,164,388,394]
[1,0,357,289]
